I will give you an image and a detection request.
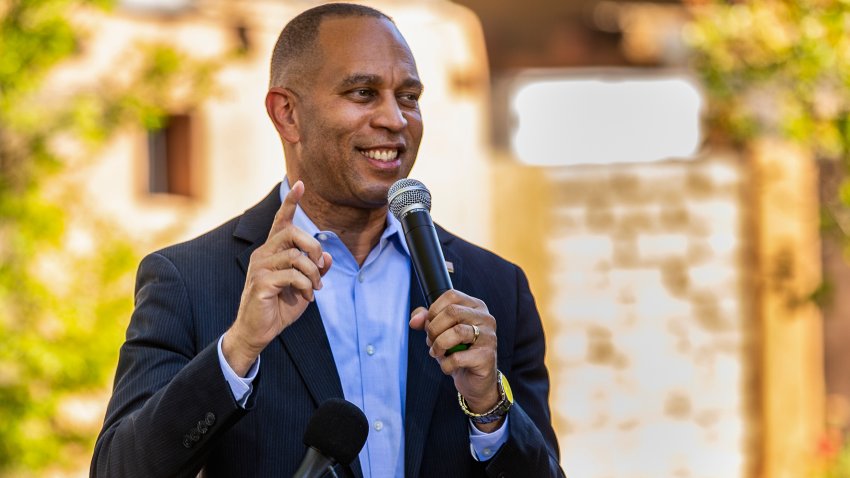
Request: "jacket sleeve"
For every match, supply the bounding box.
[485,266,566,478]
[91,252,250,477]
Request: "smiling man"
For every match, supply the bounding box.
[92,4,564,477]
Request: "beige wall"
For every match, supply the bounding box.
[495,154,752,478]
[58,0,493,252]
[493,145,824,477]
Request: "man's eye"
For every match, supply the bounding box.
[399,93,420,105]
[352,88,374,98]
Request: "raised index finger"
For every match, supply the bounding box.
[269,180,304,238]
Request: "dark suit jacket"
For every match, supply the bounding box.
[92,185,564,477]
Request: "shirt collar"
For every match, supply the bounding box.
[279,178,409,257]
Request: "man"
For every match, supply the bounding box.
[92,3,564,477]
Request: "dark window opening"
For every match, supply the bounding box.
[148,114,193,196]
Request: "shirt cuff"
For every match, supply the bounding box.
[217,334,260,408]
[468,416,510,461]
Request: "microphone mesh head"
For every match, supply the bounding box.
[387,178,431,219]
[303,398,368,465]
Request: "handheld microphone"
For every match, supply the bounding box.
[293,398,368,478]
[388,178,467,354]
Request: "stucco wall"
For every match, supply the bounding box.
[493,154,755,477]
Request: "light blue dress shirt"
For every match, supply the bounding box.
[216,179,507,476]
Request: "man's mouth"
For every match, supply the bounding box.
[359,148,399,162]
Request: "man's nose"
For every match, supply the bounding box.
[372,96,408,132]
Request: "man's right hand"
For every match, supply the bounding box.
[223,180,332,376]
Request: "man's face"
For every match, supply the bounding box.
[289,16,424,210]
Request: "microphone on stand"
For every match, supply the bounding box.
[388,178,467,355]
[292,398,368,478]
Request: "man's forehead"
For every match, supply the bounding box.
[316,15,412,56]
[319,14,396,33]
[312,16,420,83]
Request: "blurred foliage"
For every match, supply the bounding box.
[686,0,850,155]
[813,429,850,477]
[812,393,850,477]
[0,0,222,473]
[685,0,850,245]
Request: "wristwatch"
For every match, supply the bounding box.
[458,370,514,424]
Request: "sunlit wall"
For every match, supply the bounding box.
[491,69,753,474]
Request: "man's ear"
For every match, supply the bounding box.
[265,87,300,143]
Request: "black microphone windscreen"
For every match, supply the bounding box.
[303,398,368,466]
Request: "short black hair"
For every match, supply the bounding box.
[269,3,393,88]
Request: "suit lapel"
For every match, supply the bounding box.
[436,226,462,291]
[404,267,440,478]
[235,185,282,273]
[279,303,361,478]
[233,185,360,477]
[404,231,462,478]
[278,301,345,404]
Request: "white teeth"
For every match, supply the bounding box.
[362,149,398,162]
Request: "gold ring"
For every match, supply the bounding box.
[470,324,480,346]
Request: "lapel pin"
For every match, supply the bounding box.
[445,261,454,273]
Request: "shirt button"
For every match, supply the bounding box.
[366,344,375,356]
[358,273,365,283]
[374,420,383,431]
[483,447,493,457]
[318,233,328,241]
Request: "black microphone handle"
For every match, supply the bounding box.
[400,209,453,306]
[292,447,338,478]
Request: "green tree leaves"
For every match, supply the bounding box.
[0,0,219,473]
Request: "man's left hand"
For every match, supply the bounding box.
[409,289,502,431]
